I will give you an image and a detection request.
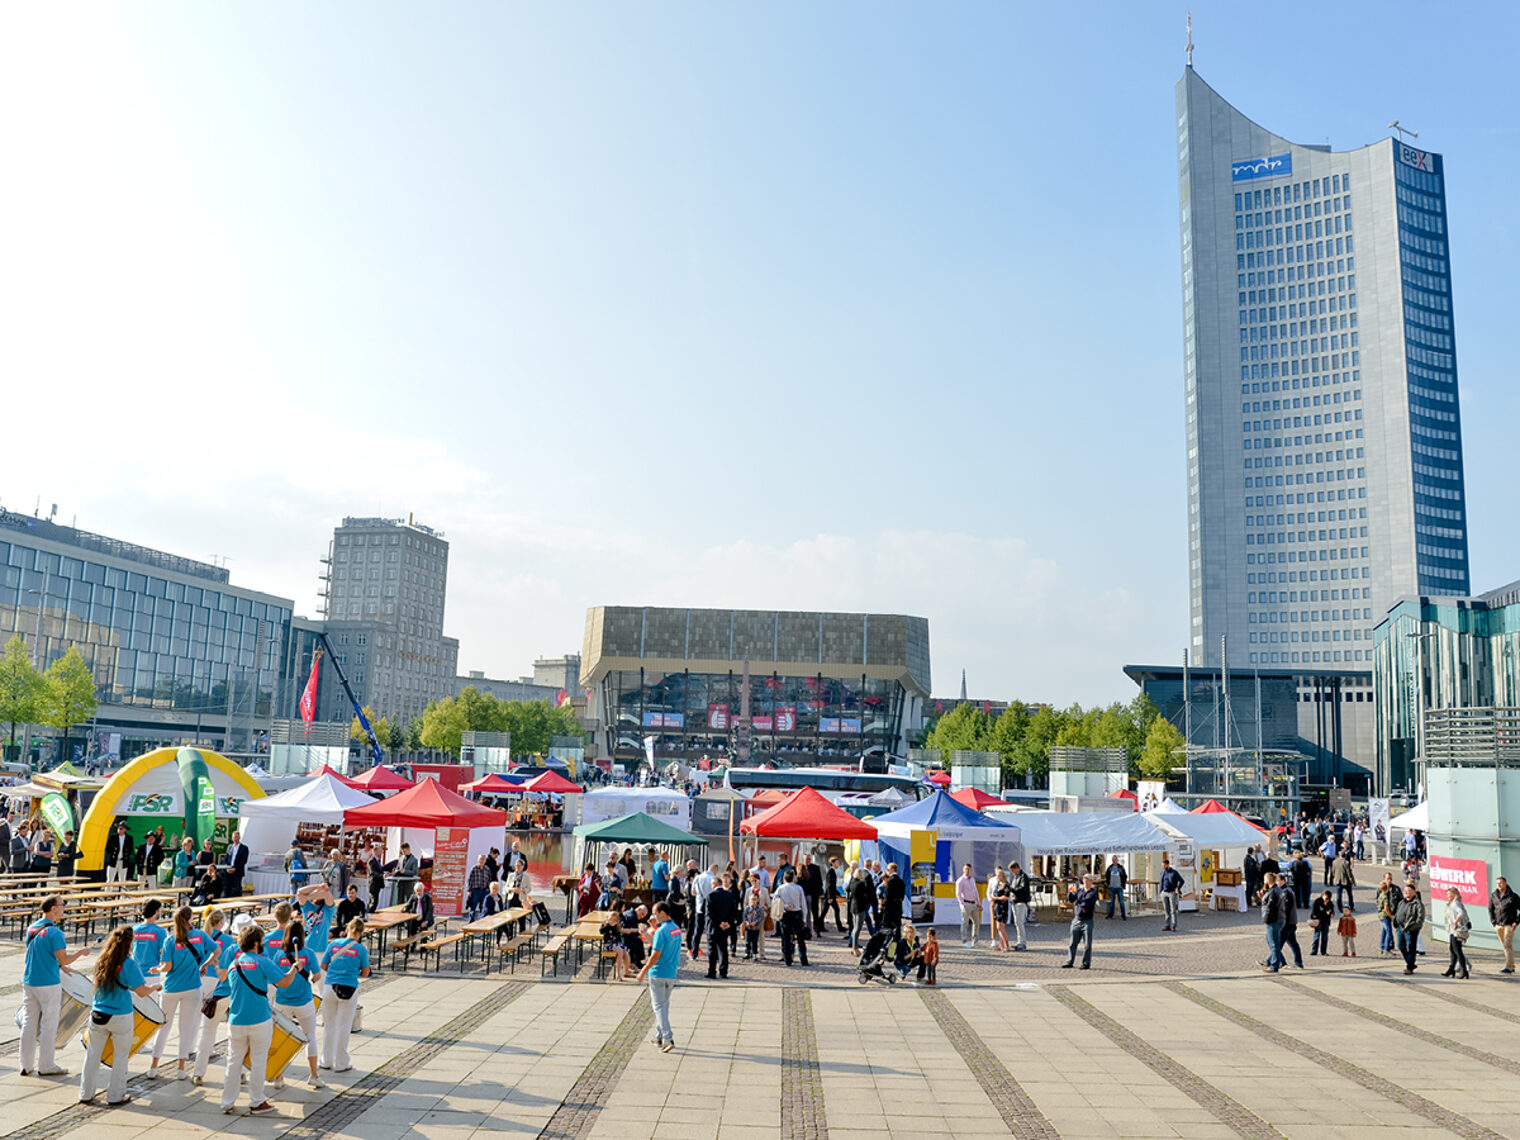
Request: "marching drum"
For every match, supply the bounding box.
[13,972,95,1049]
[84,990,165,1066]
[259,1010,306,1082]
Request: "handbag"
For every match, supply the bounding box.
[331,983,357,1000]
[200,994,222,1019]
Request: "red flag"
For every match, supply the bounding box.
[299,651,321,722]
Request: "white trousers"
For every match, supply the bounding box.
[222,1019,272,1109]
[193,995,228,1078]
[151,987,201,1063]
[275,999,319,1061]
[105,864,128,883]
[319,985,357,1069]
[20,982,61,1073]
[80,1012,132,1103]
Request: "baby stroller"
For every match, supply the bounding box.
[857,929,906,985]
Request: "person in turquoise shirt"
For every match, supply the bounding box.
[20,895,87,1078]
[172,837,197,889]
[650,850,671,900]
[193,908,236,1086]
[131,899,169,972]
[273,919,323,1090]
[638,902,682,1052]
[218,920,297,1115]
[148,906,211,1081]
[79,925,157,1106]
[298,882,337,955]
[318,918,371,1072]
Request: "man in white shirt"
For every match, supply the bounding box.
[772,870,809,967]
[691,864,717,959]
[749,856,772,892]
[955,865,981,947]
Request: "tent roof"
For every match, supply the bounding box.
[240,772,375,823]
[747,788,793,807]
[694,786,747,803]
[1191,799,1233,813]
[739,785,878,839]
[1110,788,1138,808]
[950,788,1009,809]
[1190,799,1264,829]
[874,789,1015,831]
[1389,801,1428,831]
[572,811,706,846]
[1001,811,1175,856]
[1147,811,1265,847]
[344,777,507,829]
[926,770,952,786]
[1152,798,1188,813]
[522,770,582,795]
[313,764,362,788]
[461,773,523,793]
[350,765,415,792]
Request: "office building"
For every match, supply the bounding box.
[318,516,458,725]
[581,606,930,763]
[1176,68,1470,674]
[1372,578,1520,794]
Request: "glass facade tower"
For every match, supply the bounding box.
[1177,68,1470,670]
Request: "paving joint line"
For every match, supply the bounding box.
[920,988,1057,1140]
[1369,974,1520,1025]
[1165,980,1507,1140]
[781,988,828,1140]
[1274,976,1520,1076]
[536,993,651,1139]
[1046,985,1283,1140]
[282,978,529,1140]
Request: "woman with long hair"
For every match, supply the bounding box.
[148,906,210,1080]
[990,868,1012,952]
[192,908,231,1086]
[272,919,323,1088]
[79,925,157,1106]
[1376,872,1398,957]
[318,918,371,1073]
[1442,886,1472,979]
[218,918,297,1115]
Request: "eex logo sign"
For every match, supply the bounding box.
[1232,153,1292,182]
[1399,144,1433,172]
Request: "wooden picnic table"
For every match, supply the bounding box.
[359,909,412,959]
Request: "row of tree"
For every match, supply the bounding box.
[0,635,100,761]
[921,695,1187,781]
[353,686,583,759]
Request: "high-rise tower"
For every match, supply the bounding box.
[1177,67,1469,670]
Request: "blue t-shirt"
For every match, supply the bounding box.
[227,952,282,1026]
[160,931,212,994]
[265,930,285,955]
[94,958,146,1016]
[302,903,334,953]
[274,945,317,1007]
[320,938,369,988]
[651,860,670,891]
[647,921,681,979]
[23,920,67,987]
[131,921,169,972]
[211,934,238,998]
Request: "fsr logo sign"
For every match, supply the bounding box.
[123,792,177,815]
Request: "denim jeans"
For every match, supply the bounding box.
[1380,916,1395,953]
[1012,902,1029,948]
[1281,924,1304,968]
[647,977,675,1044]
[1106,887,1126,919]
[1336,885,1355,912]
[1066,918,1093,967]
[1263,921,1284,970]
[1396,927,1419,971]
[1311,924,1330,955]
[1162,891,1180,928]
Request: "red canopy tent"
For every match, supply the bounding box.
[344,778,506,830]
[1110,788,1139,812]
[925,770,952,786]
[312,764,362,788]
[461,772,523,795]
[1191,798,1265,830]
[950,787,1009,810]
[739,786,878,840]
[521,770,582,795]
[349,765,415,793]
[747,788,793,808]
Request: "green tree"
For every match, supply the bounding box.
[1009,704,1062,780]
[499,700,581,756]
[349,705,395,752]
[39,647,97,764]
[1139,715,1186,778]
[922,703,992,768]
[0,634,44,755]
[419,695,468,754]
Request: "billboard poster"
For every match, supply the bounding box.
[751,715,773,731]
[775,706,796,732]
[1136,781,1166,814]
[820,718,840,733]
[1367,798,1390,844]
[707,704,729,730]
[432,826,472,917]
[1428,854,1489,907]
[839,718,862,734]
[642,712,685,729]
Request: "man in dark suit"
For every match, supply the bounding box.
[879,863,907,932]
[103,822,135,883]
[705,872,738,979]
[797,854,825,936]
[222,831,249,896]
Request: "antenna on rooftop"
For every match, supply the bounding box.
[1186,11,1194,67]
[1388,121,1419,142]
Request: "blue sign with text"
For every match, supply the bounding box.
[1232,153,1292,182]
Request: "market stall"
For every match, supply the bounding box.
[461,772,524,801]
[567,786,692,830]
[865,790,1021,924]
[1146,809,1265,912]
[739,785,877,868]
[344,779,507,916]
[237,771,377,893]
[983,808,1177,911]
[950,788,1009,810]
[570,811,709,887]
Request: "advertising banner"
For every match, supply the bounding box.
[775,706,796,732]
[40,792,74,841]
[1428,854,1489,907]
[1367,798,1390,844]
[751,715,773,731]
[432,826,472,917]
[707,704,729,730]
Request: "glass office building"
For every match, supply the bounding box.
[582,606,930,764]
[0,510,299,762]
[1177,68,1470,672]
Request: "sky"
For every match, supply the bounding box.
[3,3,1518,707]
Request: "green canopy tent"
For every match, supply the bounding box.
[571,811,709,902]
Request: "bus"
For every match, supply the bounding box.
[722,766,928,800]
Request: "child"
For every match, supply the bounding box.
[742,890,764,961]
[1337,906,1358,957]
[920,928,940,985]
[897,922,920,981]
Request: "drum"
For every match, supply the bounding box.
[258,1010,306,1082]
[12,972,95,1048]
[84,990,164,1066]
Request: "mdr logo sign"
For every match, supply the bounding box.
[1427,854,1489,906]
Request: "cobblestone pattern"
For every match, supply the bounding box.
[1276,977,1520,1077]
[1166,981,1508,1140]
[285,980,529,1140]
[919,989,1058,1140]
[780,988,828,1140]
[1374,975,1520,1025]
[536,991,653,1139]
[1047,986,1284,1140]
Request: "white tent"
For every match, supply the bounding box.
[998,810,1175,856]
[1152,798,1189,814]
[570,787,692,830]
[1146,812,1265,848]
[1389,801,1429,832]
[238,772,376,866]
